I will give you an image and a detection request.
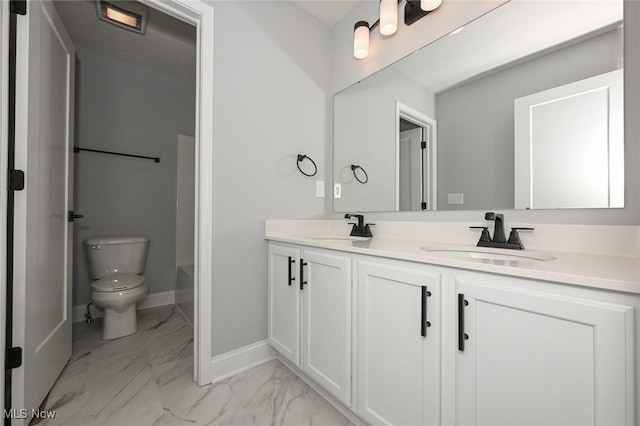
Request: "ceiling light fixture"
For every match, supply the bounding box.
[96,1,149,34]
[353,0,443,60]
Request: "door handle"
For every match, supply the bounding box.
[458,293,469,351]
[68,211,84,222]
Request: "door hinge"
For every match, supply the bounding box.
[9,169,25,191]
[421,141,427,149]
[6,347,22,369]
[10,0,26,15]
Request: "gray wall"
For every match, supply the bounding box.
[209,1,330,357]
[73,47,195,306]
[329,1,640,225]
[334,68,435,212]
[436,28,623,211]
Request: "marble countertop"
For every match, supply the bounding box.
[265,224,640,296]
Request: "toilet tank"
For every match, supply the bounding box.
[84,236,149,279]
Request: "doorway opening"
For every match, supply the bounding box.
[396,101,438,211]
[55,0,199,389]
[3,0,214,419]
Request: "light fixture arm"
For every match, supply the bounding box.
[405,0,438,26]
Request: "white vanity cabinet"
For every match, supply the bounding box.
[455,275,635,426]
[267,243,352,405]
[356,260,441,426]
[268,244,300,364]
[267,240,637,426]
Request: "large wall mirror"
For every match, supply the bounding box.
[333,0,624,213]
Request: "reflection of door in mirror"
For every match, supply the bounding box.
[396,102,437,211]
[399,125,423,211]
[514,69,623,209]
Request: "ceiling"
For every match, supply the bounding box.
[53,0,197,82]
[53,1,357,82]
[292,0,360,26]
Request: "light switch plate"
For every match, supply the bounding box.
[448,193,464,205]
[316,181,325,198]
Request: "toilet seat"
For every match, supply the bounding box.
[91,274,146,292]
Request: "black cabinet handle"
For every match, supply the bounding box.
[287,256,295,286]
[458,294,469,351]
[300,259,308,290]
[421,286,431,337]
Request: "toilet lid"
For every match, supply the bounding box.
[91,274,146,292]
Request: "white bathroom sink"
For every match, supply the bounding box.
[420,247,556,262]
[307,235,371,242]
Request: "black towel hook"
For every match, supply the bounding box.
[297,154,317,177]
[351,164,368,184]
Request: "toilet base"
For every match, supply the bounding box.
[101,304,138,340]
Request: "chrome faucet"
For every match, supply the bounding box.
[470,212,533,250]
[345,214,374,237]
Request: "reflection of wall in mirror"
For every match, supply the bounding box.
[334,67,435,212]
[435,27,623,211]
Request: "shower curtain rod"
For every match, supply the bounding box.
[74,146,160,163]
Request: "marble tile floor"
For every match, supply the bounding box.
[42,305,353,426]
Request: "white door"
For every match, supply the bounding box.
[267,244,301,365]
[396,102,438,212]
[300,249,351,405]
[357,260,441,426]
[12,0,75,421]
[399,128,423,211]
[514,69,623,209]
[456,277,634,426]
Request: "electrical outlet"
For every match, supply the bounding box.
[448,193,464,205]
[316,181,325,198]
[334,183,342,199]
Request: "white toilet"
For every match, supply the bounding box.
[85,236,150,340]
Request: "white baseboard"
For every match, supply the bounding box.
[72,290,176,323]
[210,340,276,384]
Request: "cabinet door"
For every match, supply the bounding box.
[456,277,634,426]
[357,260,441,426]
[268,244,300,365]
[300,249,352,405]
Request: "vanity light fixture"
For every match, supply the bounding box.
[353,0,442,59]
[354,21,371,60]
[421,0,442,12]
[380,0,399,36]
[97,0,148,34]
